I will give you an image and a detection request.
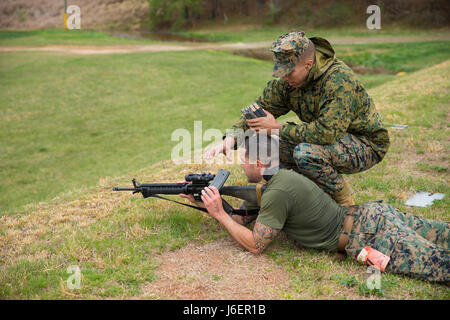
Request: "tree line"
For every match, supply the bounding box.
[147,0,449,30]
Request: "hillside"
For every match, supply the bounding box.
[0,60,448,299]
[0,0,149,30]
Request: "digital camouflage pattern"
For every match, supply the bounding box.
[279,133,380,195]
[345,202,450,282]
[270,31,311,78]
[228,35,390,161]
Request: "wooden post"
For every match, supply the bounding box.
[64,0,68,30]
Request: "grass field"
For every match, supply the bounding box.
[0,49,272,214]
[0,29,159,46]
[179,25,450,43]
[0,32,449,299]
[1,27,449,47]
[1,40,449,215]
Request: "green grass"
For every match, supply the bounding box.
[0,29,159,46]
[3,40,448,214]
[334,41,449,90]
[0,204,223,298]
[334,41,449,89]
[0,49,274,214]
[0,162,236,299]
[2,27,448,47]
[180,25,450,43]
[335,41,450,73]
[230,41,450,89]
[0,35,449,299]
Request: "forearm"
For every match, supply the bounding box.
[201,186,266,255]
[280,118,348,145]
[216,211,259,254]
[226,80,290,140]
[224,115,249,143]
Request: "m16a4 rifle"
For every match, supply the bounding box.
[113,169,265,217]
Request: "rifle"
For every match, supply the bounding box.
[113,169,265,217]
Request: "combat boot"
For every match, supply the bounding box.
[332,180,354,206]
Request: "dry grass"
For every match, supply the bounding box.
[374,61,450,112]
[139,237,290,300]
[0,0,148,30]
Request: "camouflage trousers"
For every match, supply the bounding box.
[279,133,380,196]
[345,202,450,283]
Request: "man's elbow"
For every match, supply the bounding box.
[248,243,266,255]
[248,247,262,255]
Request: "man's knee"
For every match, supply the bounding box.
[293,143,324,168]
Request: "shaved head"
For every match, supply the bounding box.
[282,39,316,87]
[300,39,315,64]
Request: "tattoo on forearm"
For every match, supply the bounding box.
[253,222,280,253]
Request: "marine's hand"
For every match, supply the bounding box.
[204,137,235,161]
[179,193,206,208]
[178,182,206,208]
[203,142,223,160]
[246,109,280,135]
[201,186,225,220]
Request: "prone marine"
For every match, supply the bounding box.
[186,134,449,283]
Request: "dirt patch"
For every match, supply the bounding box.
[0,42,273,55]
[1,35,450,56]
[232,48,272,61]
[140,237,291,300]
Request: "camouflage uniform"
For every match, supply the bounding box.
[279,134,380,195]
[345,202,450,282]
[226,32,390,196]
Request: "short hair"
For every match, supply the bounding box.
[243,133,279,167]
[300,39,315,63]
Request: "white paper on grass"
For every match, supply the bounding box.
[390,124,409,130]
[405,192,445,208]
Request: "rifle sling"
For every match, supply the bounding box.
[256,177,269,206]
[148,194,259,217]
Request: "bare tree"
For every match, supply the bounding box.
[210,0,221,19]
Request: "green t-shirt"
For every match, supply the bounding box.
[255,169,346,251]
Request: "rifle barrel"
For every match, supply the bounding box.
[113,187,136,191]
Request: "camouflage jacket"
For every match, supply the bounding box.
[228,37,390,160]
